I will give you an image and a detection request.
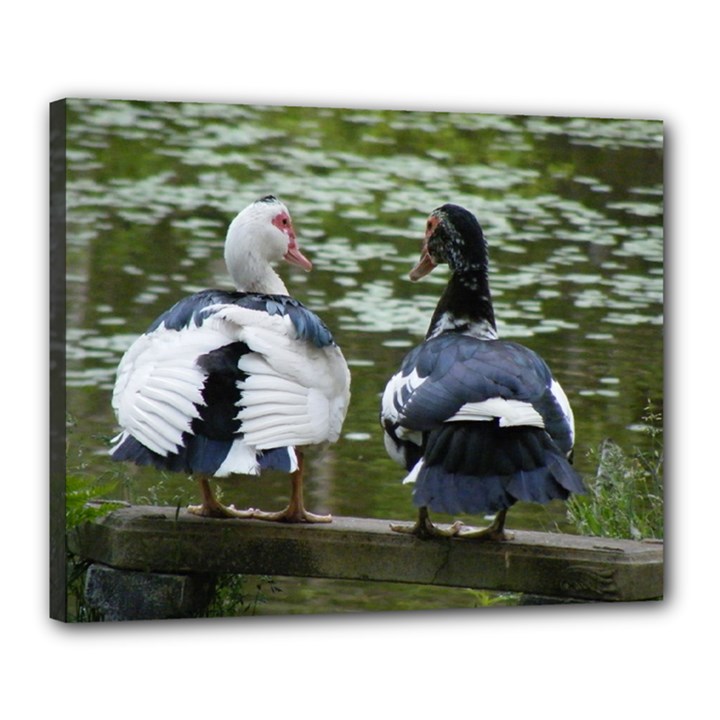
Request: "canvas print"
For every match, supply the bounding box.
[50,99,664,621]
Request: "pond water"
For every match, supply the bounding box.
[64,99,663,615]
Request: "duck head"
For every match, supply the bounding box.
[410,204,488,282]
[225,195,312,294]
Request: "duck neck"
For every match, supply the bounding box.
[227,252,289,295]
[224,208,290,296]
[426,270,498,340]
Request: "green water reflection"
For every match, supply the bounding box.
[64,99,663,614]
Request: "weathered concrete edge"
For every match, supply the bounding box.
[68,506,664,602]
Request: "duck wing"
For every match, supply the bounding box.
[111,290,350,477]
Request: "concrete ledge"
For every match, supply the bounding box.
[68,505,664,603]
[84,564,214,621]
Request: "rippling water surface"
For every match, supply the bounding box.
[64,99,663,614]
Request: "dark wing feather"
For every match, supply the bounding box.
[148,289,335,348]
[395,335,555,432]
[382,333,584,516]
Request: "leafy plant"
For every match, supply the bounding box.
[66,474,124,528]
[567,403,663,540]
[205,574,283,617]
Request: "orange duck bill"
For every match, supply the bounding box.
[409,239,437,281]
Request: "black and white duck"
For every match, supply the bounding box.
[110,195,351,522]
[381,203,584,539]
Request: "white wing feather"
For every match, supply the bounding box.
[550,378,575,445]
[112,304,350,466]
[201,305,349,449]
[112,322,216,456]
[447,398,545,427]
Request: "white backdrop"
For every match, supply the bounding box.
[3,2,713,717]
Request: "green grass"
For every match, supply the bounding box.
[567,403,663,540]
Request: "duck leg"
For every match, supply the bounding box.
[391,507,512,541]
[252,451,332,523]
[390,506,465,538]
[456,509,513,541]
[187,475,255,519]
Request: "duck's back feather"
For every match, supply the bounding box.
[111,290,349,477]
[381,333,582,515]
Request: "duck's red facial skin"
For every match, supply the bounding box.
[272,210,296,241]
[273,210,313,271]
[409,214,440,281]
[425,215,441,238]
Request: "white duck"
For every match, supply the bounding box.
[110,195,351,522]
